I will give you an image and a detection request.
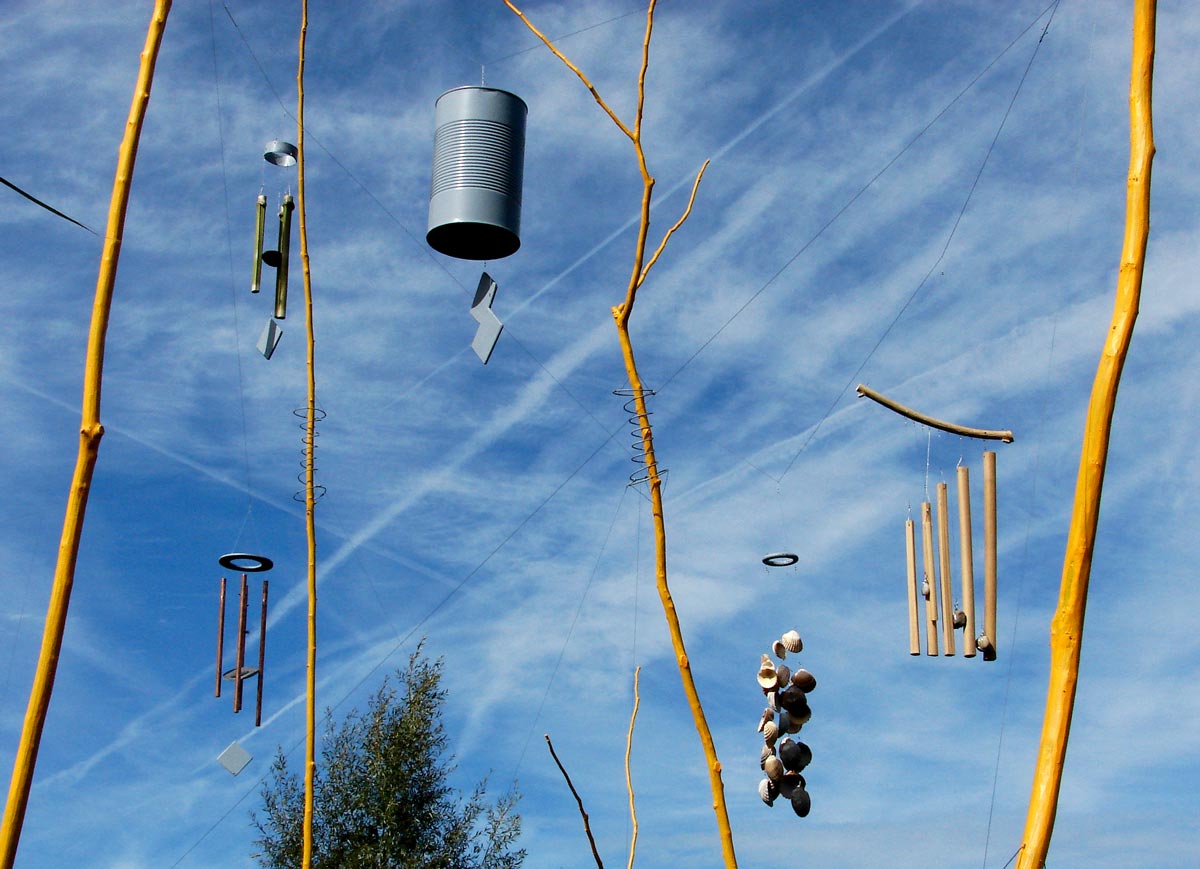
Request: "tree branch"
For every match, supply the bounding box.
[545,735,604,868]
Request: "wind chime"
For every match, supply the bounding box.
[755,629,816,817]
[251,139,297,360]
[856,384,1012,661]
[426,85,526,364]
[214,552,272,726]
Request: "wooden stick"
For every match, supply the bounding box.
[234,574,248,713]
[546,734,605,869]
[256,580,268,727]
[983,451,998,661]
[856,384,1014,442]
[1017,5,1155,863]
[921,502,939,656]
[216,577,226,697]
[625,667,641,869]
[905,519,920,655]
[957,466,978,658]
[936,482,955,656]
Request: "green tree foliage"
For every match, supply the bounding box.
[252,648,524,868]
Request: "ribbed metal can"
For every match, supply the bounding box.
[427,86,527,260]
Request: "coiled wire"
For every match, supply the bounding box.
[613,388,665,487]
[292,406,327,502]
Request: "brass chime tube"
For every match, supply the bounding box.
[251,194,266,293]
[905,518,920,655]
[936,482,955,656]
[234,574,248,713]
[921,501,938,656]
[983,451,998,660]
[274,193,294,319]
[256,580,268,727]
[957,465,978,658]
[215,577,226,697]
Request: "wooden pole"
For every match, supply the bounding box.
[905,519,920,655]
[957,466,978,658]
[936,482,955,656]
[921,502,939,656]
[1016,3,1155,864]
[0,4,172,864]
[216,576,226,697]
[256,580,268,727]
[982,451,997,661]
[234,574,248,714]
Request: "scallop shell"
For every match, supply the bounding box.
[775,664,791,687]
[772,639,788,659]
[756,707,773,733]
[758,777,778,806]
[759,743,774,768]
[791,668,817,693]
[780,630,803,653]
[766,690,779,713]
[777,771,802,800]
[790,784,812,818]
[763,755,784,783]
[757,654,779,689]
[763,720,779,746]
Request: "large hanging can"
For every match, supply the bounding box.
[427,86,527,261]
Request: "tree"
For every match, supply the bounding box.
[252,648,524,869]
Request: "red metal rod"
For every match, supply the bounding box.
[256,580,268,727]
[216,577,226,698]
[234,574,248,713]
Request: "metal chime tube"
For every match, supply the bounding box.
[957,466,978,657]
[251,194,266,293]
[234,574,248,713]
[983,451,998,660]
[905,518,920,655]
[215,577,226,697]
[921,502,939,656]
[256,580,268,727]
[936,482,955,656]
[274,193,294,319]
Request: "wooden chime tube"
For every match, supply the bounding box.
[957,465,978,658]
[936,482,955,656]
[256,580,268,727]
[215,577,226,698]
[906,518,920,655]
[921,501,939,656]
[274,193,294,320]
[983,451,998,660]
[234,574,248,713]
[251,194,266,293]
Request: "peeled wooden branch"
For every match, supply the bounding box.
[856,384,1014,443]
[546,735,605,869]
[626,667,641,869]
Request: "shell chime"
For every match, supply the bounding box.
[906,452,998,661]
[215,553,272,727]
[252,139,297,360]
[755,629,816,818]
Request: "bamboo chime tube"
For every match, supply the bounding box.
[256,580,269,727]
[921,502,939,656]
[905,519,920,655]
[251,194,266,293]
[957,466,978,657]
[234,574,248,713]
[983,451,997,659]
[936,482,955,656]
[274,193,294,319]
[215,577,226,697]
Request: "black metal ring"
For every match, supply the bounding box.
[762,552,799,568]
[219,553,274,573]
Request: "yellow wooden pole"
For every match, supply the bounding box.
[1015,2,1155,866]
[0,3,172,866]
[294,2,319,867]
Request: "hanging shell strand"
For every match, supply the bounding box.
[755,629,815,818]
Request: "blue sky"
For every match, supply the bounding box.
[2,1,1198,867]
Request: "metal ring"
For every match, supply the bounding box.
[263,140,298,167]
[219,553,274,573]
[762,552,799,568]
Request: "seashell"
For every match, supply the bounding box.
[790,783,812,818]
[766,690,779,712]
[757,707,773,733]
[777,771,802,800]
[778,685,810,717]
[763,720,779,747]
[781,630,803,653]
[763,755,784,783]
[789,706,812,730]
[791,668,817,693]
[921,579,931,598]
[779,738,812,773]
[775,664,791,687]
[760,743,774,769]
[953,609,967,629]
[772,639,788,659]
[757,654,778,689]
[758,777,778,806]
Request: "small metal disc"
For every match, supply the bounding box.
[219,553,274,573]
[762,552,799,568]
[263,140,298,167]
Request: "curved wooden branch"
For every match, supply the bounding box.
[639,160,709,287]
[625,667,641,869]
[546,735,605,869]
[856,384,1014,443]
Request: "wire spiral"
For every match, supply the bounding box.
[613,388,665,487]
[292,406,327,502]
